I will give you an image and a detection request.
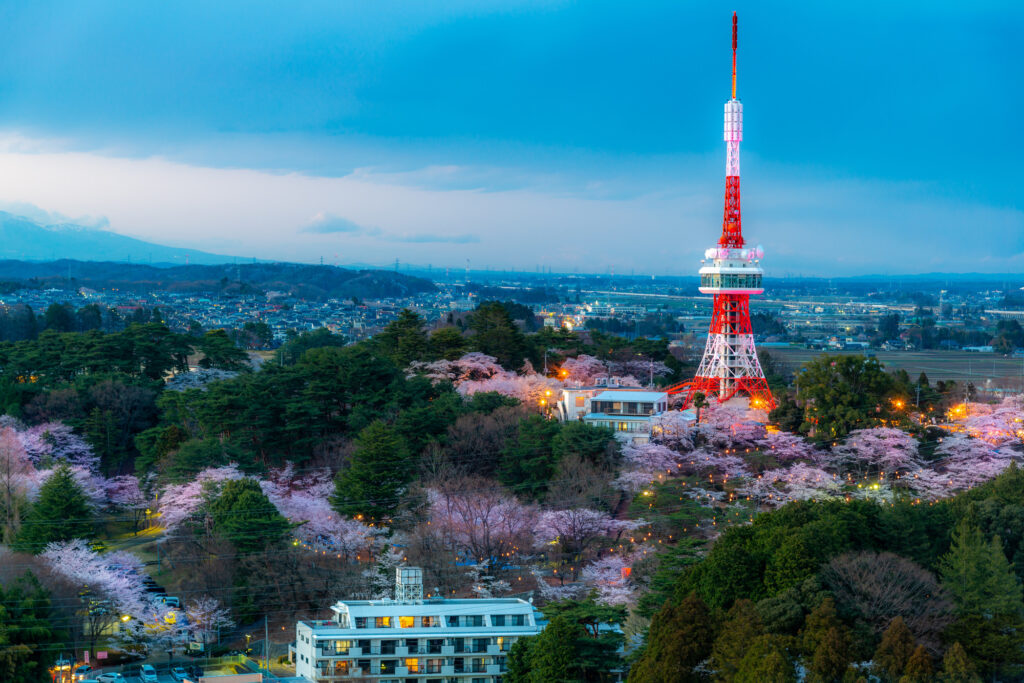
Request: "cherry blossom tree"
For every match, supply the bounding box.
[560,355,609,384]
[581,553,635,606]
[185,596,235,650]
[650,411,697,450]
[261,464,383,559]
[427,481,538,566]
[833,427,921,477]
[19,422,98,472]
[105,474,150,531]
[157,464,245,531]
[697,405,766,450]
[755,430,823,463]
[535,508,642,575]
[739,463,841,507]
[408,352,506,383]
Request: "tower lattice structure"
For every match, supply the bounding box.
[684,13,774,410]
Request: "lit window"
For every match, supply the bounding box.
[399,616,415,628]
[405,658,420,673]
[375,616,391,628]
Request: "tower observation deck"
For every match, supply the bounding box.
[681,12,774,410]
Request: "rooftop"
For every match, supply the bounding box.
[590,390,668,403]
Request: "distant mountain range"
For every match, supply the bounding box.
[0,211,242,265]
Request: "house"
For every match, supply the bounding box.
[582,390,669,445]
[293,568,543,682]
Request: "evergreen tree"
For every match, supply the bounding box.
[550,421,617,470]
[197,329,250,371]
[710,599,763,681]
[428,327,468,361]
[498,415,561,499]
[939,520,1024,615]
[734,635,795,683]
[898,645,933,683]
[15,464,93,552]
[208,478,291,552]
[331,421,412,520]
[540,596,625,680]
[468,302,528,369]
[529,615,577,683]
[809,627,852,683]
[504,636,534,683]
[873,617,915,682]
[374,309,429,366]
[629,593,715,683]
[939,642,980,683]
[0,572,59,682]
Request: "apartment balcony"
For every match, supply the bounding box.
[486,664,502,675]
[395,646,408,657]
[441,665,455,676]
[441,645,455,655]
[486,644,501,655]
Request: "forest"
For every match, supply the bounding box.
[0,300,1021,682]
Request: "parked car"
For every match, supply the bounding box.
[171,667,190,682]
[96,674,126,683]
[162,596,180,607]
[74,663,94,680]
[140,664,159,682]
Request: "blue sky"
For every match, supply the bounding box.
[0,0,1018,274]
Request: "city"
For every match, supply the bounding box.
[0,4,1021,683]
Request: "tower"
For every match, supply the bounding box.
[685,12,774,410]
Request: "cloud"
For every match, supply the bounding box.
[302,211,365,234]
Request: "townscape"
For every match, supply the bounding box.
[0,5,1021,683]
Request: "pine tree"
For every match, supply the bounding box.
[629,593,715,683]
[374,309,429,366]
[809,627,852,683]
[873,617,916,682]
[898,645,933,683]
[939,642,980,683]
[504,636,535,683]
[734,635,795,683]
[208,479,291,552]
[331,421,411,521]
[710,599,763,681]
[801,596,843,654]
[14,464,93,552]
[529,615,578,683]
[939,519,1023,615]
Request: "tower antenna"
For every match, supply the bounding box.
[731,11,738,100]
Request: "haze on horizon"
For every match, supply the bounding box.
[0,1,1018,277]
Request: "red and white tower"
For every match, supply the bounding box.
[684,12,774,410]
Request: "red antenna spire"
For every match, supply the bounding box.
[731,12,738,100]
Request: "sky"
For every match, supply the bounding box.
[0,0,1018,276]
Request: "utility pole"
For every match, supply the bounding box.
[264,614,269,672]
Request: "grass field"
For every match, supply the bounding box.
[766,348,1024,393]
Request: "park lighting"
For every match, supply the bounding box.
[891,399,905,410]
[121,614,131,622]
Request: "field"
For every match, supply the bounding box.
[766,348,1024,394]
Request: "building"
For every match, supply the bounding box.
[294,568,542,682]
[582,390,669,445]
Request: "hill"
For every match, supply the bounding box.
[0,259,436,300]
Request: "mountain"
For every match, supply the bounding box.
[0,259,436,300]
[0,212,236,264]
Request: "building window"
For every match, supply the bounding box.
[426,658,444,673]
[575,396,585,407]
[399,616,415,628]
[405,638,419,654]
[446,615,459,627]
[404,658,420,673]
[375,616,392,628]
[618,422,627,432]
[472,638,488,653]
[334,640,351,654]
[421,616,437,627]
[380,659,398,674]
[381,640,396,655]
[510,615,526,626]
[491,615,505,626]
[354,617,367,629]
[466,615,483,627]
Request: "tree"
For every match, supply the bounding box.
[551,421,617,470]
[938,519,1024,616]
[374,309,429,366]
[710,599,763,681]
[505,636,535,682]
[498,414,561,499]
[692,392,707,425]
[15,464,93,552]
[197,329,250,371]
[939,642,980,683]
[733,635,795,683]
[468,302,528,369]
[538,597,625,680]
[43,303,73,333]
[0,572,59,682]
[873,617,916,682]
[795,354,895,438]
[208,479,291,552]
[428,327,469,361]
[629,593,715,683]
[899,645,933,683]
[331,421,412,521]
[800,597,853,682]
[529,615,578,683]
[821,552,953,651]
[0,427,31,544]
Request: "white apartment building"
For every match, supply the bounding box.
[582,390,669,445]
[294,568,543,683]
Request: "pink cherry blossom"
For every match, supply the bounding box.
[427,485,538,564]
[157,464,245,531]
[832,427,921,476]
